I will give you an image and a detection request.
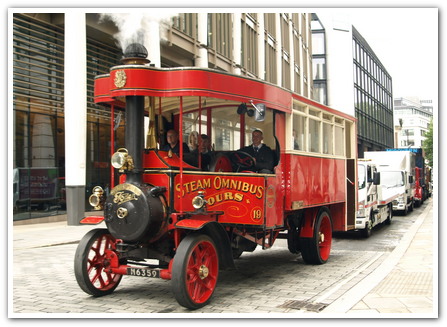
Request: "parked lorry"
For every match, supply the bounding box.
[356,159,398,237]
[386,148,427,207]
[364,151,415,215]
[425,166,433,198]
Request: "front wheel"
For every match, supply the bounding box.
[385,204,393,225]
[300,209,333,264]
[172,234,219,309]
[361,212,373,238]
[74,228,122,297]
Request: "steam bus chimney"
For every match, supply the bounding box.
[122,43,149,184]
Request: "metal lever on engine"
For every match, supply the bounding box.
[150,186,167,197]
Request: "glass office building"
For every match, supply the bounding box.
[352,26,394,156]
[311,15,394,158]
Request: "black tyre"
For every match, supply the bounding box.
[385,204,393,225]
[300,208,333,265]
[74,228,122,297]
[361,212,373,238]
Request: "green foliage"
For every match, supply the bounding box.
[422,119,433,167]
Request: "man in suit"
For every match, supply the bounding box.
[161,129,190,155]
[239,129,275,173]
[187,134,215,170]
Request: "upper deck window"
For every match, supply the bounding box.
[291,100,347,157]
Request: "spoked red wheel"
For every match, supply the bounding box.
[172,234,219,309]
[74,228,122,296]
[317,211,332,261]
[300,208,333,264]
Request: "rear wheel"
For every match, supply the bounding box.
[300,209,332,264]
[172,234,219,309]
[74,228,122,297]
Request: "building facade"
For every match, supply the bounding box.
[311,14,394,158]
[12,12,315,221]
[393,97,433,148]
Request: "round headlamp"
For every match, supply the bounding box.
[89,186,104,209]
[192,192,207,210]
[111,148,128,169]
[89,194,101,207]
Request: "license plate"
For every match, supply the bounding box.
[127,267,160,278]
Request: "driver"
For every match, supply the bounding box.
[239,129,275,173]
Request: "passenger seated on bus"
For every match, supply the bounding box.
[293,129,300,150]
[161,129,190,155]
[188,131,199,152]
[239,130,275,173]
[188,134,215,170]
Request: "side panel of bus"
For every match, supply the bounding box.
[285,155,346,210]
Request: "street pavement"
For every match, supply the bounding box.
[9,198,436,318]
[328,197,436,317]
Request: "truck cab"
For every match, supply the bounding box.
[356,160,378,235]
[356,160,395,237]
[364,151,415,216]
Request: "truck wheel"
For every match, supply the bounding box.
[402,204,408,216]
[74,228,122,297]
[361,218,373,238]
[172,234,219,309]
[361,211,374,238]
[300,208,332,264]
[385,204,393,225]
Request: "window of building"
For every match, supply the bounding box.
[312,32,325,55]
[312,81,327,105]
[208,13,232,58]
[13,13,122,221]
[281,13,290,54]
[265,36,277,84]
[293,27,301,94]
[172,13,196,38]
[312,57,326,80]
[282,51,291,89]
[264,13,276,35]
[13,14,65,220]
[241,14,258,76]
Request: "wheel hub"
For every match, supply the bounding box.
[198,265,209,279]
[319,232,325,244]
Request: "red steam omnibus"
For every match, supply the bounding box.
[74,43,357,309]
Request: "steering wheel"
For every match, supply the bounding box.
[229,151,256,172]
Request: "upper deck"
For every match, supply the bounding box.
[94,65,355,122]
